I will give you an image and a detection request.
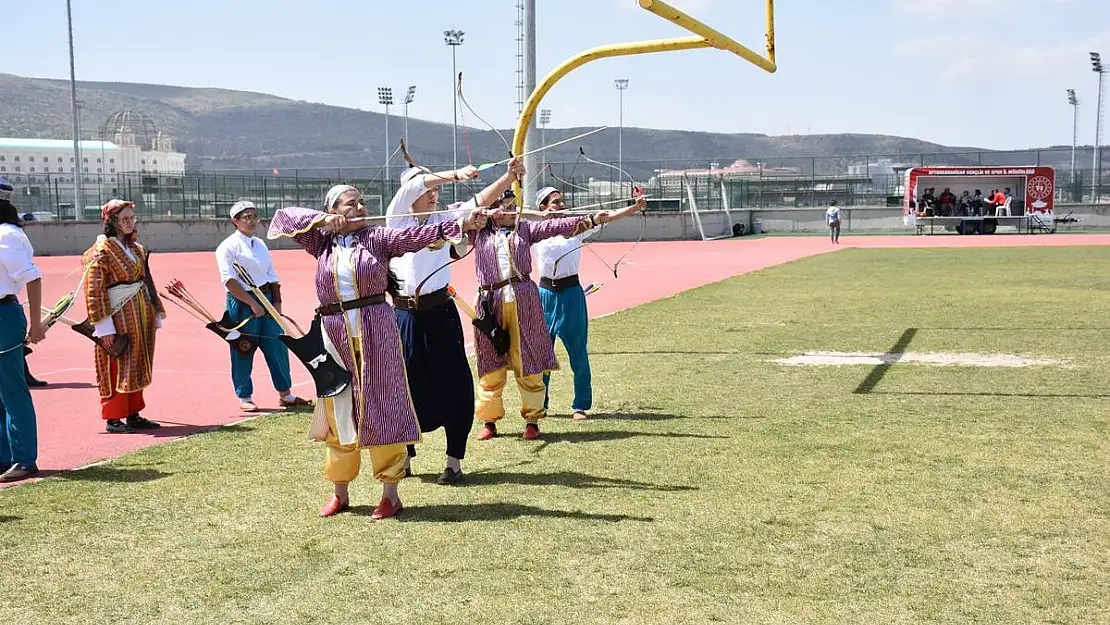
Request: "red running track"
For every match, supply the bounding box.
[8,232,1110,486]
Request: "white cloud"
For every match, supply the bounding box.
[892,28,1110,83]
[893,0,1070,21]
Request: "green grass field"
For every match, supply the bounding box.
[3,246,1109,624]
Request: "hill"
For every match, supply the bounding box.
[0,73,1085,180]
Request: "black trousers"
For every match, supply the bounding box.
[395,300,475,460]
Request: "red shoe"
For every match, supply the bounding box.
[476,423,497,441]
[371,497,404,520]
[318,494,350,517]
[523,423,541,440]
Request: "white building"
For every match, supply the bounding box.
[0,134,186,217]
[0,136,185,183]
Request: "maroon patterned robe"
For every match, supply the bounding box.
[268,206,462,447]
[470,216,592,378]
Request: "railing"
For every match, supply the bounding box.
[4,146,1104,221]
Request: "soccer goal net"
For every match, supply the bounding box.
[686,173,737,241]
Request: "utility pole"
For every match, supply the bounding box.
[1091,52,1105,203]
[444,29,464,203]
[378,87,393,183]
[67,0,82,214]
[522,0,538,208]
[539,108,551,187]
[404,85,416,146]
[1068,88,1079,193]
[614,78,629,185]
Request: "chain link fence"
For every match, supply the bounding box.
[4,146,1105,221]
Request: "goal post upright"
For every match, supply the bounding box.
[511,0,777,207]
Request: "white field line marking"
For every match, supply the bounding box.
[775,351,1069,367]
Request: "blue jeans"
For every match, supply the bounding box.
[0,303,38,468]
[540,284,592,412]
[226,292,292,399]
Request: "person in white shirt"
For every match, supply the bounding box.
[0,177,46,482]
[532,187,602,421]
[386,158,523,484]
[825,200,841,244]
[216,201,309,412]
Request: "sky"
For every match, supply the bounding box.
[3,0,1108,151]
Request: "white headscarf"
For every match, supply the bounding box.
[325,184,359,211]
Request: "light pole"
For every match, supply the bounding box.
[66,0,82,214]
[539,108,551,186]
[1068,89,1079,190]
[1091,52,1105,203]
[403,85,416,146]
[378,87,393,182]
[614,78,629,186]
[444,29,464,203]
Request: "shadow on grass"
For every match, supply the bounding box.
[546,412,732,422]
[527,429,729,455]
[417,470,696,492]
[874,390,1110,399]
[0,515,20,524]
[853,327,918,395]
[42,466,173,483]
[357,502,653,523]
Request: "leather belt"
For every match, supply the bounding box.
[392,287,451,312]
[478,275,526,292]
[0,294,16,305]
[315,293,387,316]
[540,274,580,292]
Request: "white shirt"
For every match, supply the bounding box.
[0,223,42,298]
[533,224,600,279]
[334,234,361,338]
[385,174,472,296]
[215,230,280,291]
[825,206,841,224]
[91,236,155,337]
[494,227,516,303]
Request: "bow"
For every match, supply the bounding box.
[398,136,480,308]
[576,146,647,278]
[456,71,528,289]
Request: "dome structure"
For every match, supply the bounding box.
[98,110,171,151]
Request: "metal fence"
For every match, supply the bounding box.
[5,146,1105,221]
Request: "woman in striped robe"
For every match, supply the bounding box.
[471,198,643,441]
[83,200,166,434]
[268,185,488,520]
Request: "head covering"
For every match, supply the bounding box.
[0,177,12,202]
[230,200,257,219]
[324,184,359,211]
[536,186,559,206]
[21,212,35,222]
[101,199,135,222]
[400,167,424,185]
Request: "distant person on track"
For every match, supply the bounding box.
[386,157,524,485]
[82,200,166,434]
[470,183,644,442]
[215,200,309,413]
[825,200,841,244]
[0,177,46,483]
[268,184,489,519]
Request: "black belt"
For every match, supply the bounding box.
[392,287,451,312]
[0,294,16,305]
[479,276,527,292]
[540,274,580,292]
[315,293,387,316]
